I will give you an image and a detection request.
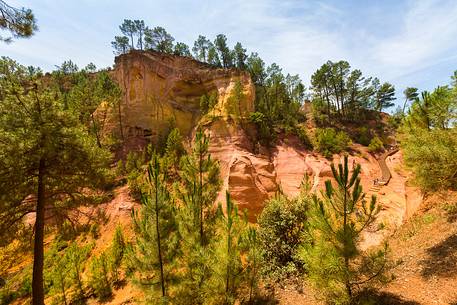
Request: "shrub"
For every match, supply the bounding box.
[257,193,309,280]
[127,169,143,200]
[356,127,371,146]
[314,128,351,158]
[295,124,313,149]
[400,128,457,192]
[115,159,125,177]
[368,136,384,153]
[125,151,143,173]
[200,91,218,114]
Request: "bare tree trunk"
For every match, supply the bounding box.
[32,158,45,305]
[154,170,166,297]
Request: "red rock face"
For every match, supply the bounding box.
[103,52,422,230]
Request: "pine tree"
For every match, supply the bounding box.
[49,250,70,305]
[174,130,221,304]
[161,128,185,179]
[65,242,92,302]
[119,19,137,49]
[0,58,112,305]
[129,154,179,302]
[109,225,126,286]
[242,227,261,304]
[179,130,221,245]
[301,156,389,304]
[192,35,212,62]
[88,253,112,301]
[111,36,130,55]
[207,192,245,305]
[0,1,37,43]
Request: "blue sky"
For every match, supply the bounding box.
[2,0,457,107]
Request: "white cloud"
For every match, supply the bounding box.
[370,0,457,80]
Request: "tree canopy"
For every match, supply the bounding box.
[0,1,37,43]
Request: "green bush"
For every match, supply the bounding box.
[314,128,351,158]
[295,124,313,149]
[125,151,143,173]
[200,91,218,114]
[356,127,371,146]
[115,159,125,177]
[257,193,309,280]
[368,136,384,153]
[127,169,143,200]
[0,289,16,305]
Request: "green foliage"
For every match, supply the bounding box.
[295,124,313,148]
[112,36,130,55]
[355,127,371,146]
[124,151,145,199]
[248,62,306,145]
[174,42,191,57]
[400,72,457,192]
[47,241,92,305]
[115,159,126,177]
[145,26,175,53]
[226,80,243,118]
[179,130,221,245]
[192,35,212,62]
[128,155,179,302]
[109,226,126,285]
[373,81,395,112]
[161,127,185,179]
[300,156,390,304]
[0,264,33,305]
[88,253,112,301]
[242,227,262,303]
[314,128,351,158]
[257,192,309,280]
[402,87,419,114]
[200,91,218,114]
[233,42,247,69]
[125,151,143,173]
[214,34,233,68]
[401,128,457,191]
[0,57,114,304]
[368,136,384,153]
[310,60,395,124]
[127,169,143,200]
[206,193,245,304]
[174,131,221,304]
[0,1,37,43]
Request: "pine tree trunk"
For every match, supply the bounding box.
[155,173,166,297]
[61,280,68,305]
[199,151,204,246]
[118,97,124,141]
[343,181,352,301]
[91,114,102,148]
[32,158,45,305]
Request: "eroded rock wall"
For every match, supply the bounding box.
[103,51,421,227]
[105,50,254,142]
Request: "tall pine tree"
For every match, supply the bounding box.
[0,57,112,305]
[129,154,179,302]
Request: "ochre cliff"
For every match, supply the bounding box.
[103,51,422,227]
[104,50,254,143]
